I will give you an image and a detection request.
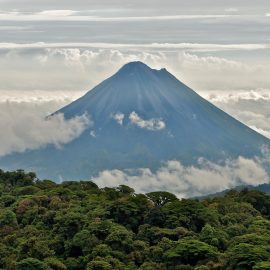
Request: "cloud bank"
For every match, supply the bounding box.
[1,47,270,92]
[0,101,91,156]
[93,155,270,198]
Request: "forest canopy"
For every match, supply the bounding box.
[1,169,270,270]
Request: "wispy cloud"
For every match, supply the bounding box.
[0,26,32,31]
[0,10,234,22]
[37,10,77,16]
[0,42,268,51]
[225,8,239,13]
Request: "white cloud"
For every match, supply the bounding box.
[201,90,270,139]
[93,156,270,198]
[0,42,268,51]
[251,126,270,139]
[1,46,270,93]
[90,130,96,138]
[37,10,77,16]
[201,89,270,103]
[0,101,91,156]
[112,113,125,125]
[129,111,166,131]
[0,10,233,22]
[0,90,86,104]
[178,52,270,90]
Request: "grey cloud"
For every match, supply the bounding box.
[0,1,269,47]
[1,0,269,14]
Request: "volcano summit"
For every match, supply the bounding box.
[1,61,269,180]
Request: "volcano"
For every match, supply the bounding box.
[1,61,269,180]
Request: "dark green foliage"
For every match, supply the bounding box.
[1,169,270,269]
[226,243,270,269]
[0,169,36,189]
[107,194,151,231]
[146,191,178,206]
[15,258,46,270]
[161,199,218,231]
[254,262,270,269]
[164,239,218,266]
[86,259,112,270]
[44,257,67,270]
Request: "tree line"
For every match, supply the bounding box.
[1,169,270,269]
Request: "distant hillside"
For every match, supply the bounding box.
[196,183,270,200]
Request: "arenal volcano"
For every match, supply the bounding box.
[1,61,269,180]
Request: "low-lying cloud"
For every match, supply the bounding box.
[0,101,91,156]
[93,155,270,198]
[129,111,166,131]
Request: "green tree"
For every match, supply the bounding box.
[45,257,67,270]
[146,191,178,206]
[0,209,17,227]
[254,262,270,270]
[200,224,228,249]
[86,260,112,270]
[138,262,165,270]
[16,258,46,270]
[162,199,218,231]
[70,229,99,255]
[164,239,218,266]
[226,243,270,269]
[105,227,133,252]
[107,194,151,231]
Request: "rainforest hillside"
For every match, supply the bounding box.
[1,169,270,270]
